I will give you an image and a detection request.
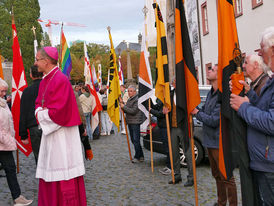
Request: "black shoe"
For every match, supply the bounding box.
[168,177,182,184]
[184,180,194,187]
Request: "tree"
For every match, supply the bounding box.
[41,32,51,47]
[70,53,84,84]
[120,50,140,81]
[148,47,157,86]
[69,41,110,84]
[0,0,43,83]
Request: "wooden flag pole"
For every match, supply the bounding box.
[166,113,175,183]
[16,149,19,173]
[148,99,154,173]
[122,110,132,161]
[189,115,199,205]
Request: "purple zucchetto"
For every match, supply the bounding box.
[43,47,58,61]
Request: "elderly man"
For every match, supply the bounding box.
[34,47,86,205]
[243,54,268,96]
[120,85,144,163]
[230,27,274,205]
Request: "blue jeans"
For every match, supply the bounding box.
[101,111,110,133]
[84,112,93,140]
[128,124,144,159]
[252,170,274,206]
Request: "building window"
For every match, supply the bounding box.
[201,2,209,36]
[252,0,263,9]
[234,0,243,17]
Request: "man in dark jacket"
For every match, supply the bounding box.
[163,80,193,186]
[150,98,170,175]
[19,65,43,164]
[120,85,144,163]
[230,27,274,205]
[192,64,237,206]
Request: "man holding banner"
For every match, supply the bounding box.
[120,85,144,163]
[230,27,274,205]
[163,80,193,186]
[192,64,237,206]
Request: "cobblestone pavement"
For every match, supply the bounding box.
[0,132,243,206]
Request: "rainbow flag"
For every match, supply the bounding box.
[60,29,72,77]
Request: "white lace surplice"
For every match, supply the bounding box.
[35,107,85,182]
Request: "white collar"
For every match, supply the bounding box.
[43,66,58,79]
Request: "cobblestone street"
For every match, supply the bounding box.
[0,133,242,206]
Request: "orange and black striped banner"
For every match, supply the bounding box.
[217,0,239,181]
[175,0,200,143]
[153,2,171,110]
[218,2,258,205]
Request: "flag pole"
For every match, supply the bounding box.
[166,113,175,183]
[59,23,63,67]
[12,8,20,174]
[190,114,199,205]
[148,99,154,172]
[121,110,132,161]
[16,149,19,173]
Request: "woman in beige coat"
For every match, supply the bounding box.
[0,78,32,206]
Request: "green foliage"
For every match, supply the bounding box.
[69,41,110,84]
[41,32,51,47]
[0,0,43,84]
[148,47,157,86]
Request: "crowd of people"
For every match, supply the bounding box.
[0,26,274,205]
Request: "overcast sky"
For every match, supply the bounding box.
[38,0,145,46]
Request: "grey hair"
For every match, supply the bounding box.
[128,85,136,91]
[261,27,274,51]
[0,78,8,88]
[247,53,266,72]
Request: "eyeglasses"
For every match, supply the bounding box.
[35,58,45,62]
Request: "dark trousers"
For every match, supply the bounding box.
[171,127,193,181]
[160,127,170,169]
[208,148,237,206]
[29,126,42,164]
[0,151,21,200]
[252,170,274,206]
[128,124,144,159]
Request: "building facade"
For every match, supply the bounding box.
[195,0,274,85]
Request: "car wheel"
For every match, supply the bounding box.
[179,139,204,168]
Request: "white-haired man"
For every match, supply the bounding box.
[243,54,269,96]
[230,27,274,205]
[120,85,144,163]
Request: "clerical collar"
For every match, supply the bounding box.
[43,66,58,79]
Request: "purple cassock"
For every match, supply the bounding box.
[35,67,81,127]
